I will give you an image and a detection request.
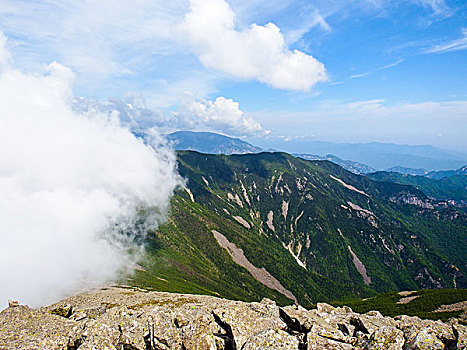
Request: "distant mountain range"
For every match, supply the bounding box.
[426,165,467,179]
[251,139,467,171]
[385,166,430,176]
[166,131,467,174]
[295,153,376,174]
[384,165,467,179]
[167,131,375,174]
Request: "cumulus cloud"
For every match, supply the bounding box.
[0,34,180,307]
[181,0,328,91]
[174,92,267,136]
[72,92,266,137]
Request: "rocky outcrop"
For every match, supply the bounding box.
[0,287,465,349]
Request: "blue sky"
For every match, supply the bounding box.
[0,0,466,150]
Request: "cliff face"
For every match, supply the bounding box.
[0,287,465,350]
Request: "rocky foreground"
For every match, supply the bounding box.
[0,287,465,349]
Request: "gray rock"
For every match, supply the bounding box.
[0,287,465,350]
[404,328,444,350]
[50,303,73,318]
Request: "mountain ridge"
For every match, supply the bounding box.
[166,131,263,155]
[130,151,466,307]
[166,130,467,172]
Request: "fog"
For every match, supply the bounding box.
[0,33,180,307]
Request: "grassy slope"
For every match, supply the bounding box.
[332,289,467,323]
[367,171,467,202]
[130,151,466,307]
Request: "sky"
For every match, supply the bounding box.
[0,0,466,151]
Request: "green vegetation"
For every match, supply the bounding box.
[130,151,466,308]
[131,196,294,306]
[368,171,467,203]
[332,289,467,323]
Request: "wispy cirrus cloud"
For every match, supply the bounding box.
[349,58,405,79]
[425,28,467,53]
[363,0,451,16]
[285,8,331,44]
[0,0,185,74]
[248,99,467,148]
[417,0,451,16]
[0,0,329,95]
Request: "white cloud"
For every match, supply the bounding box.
[0,0,185,75]
[249,99,467,149]
[174,92,267,136]
[330,99,467,117]
[0,0,329,96]
[363,0,451,16]
[418,0,451,16]
[72,94,167,130]
[0,32,10,67]
[72,91,267,137]
[349,58,405,79]
[285,9,331,44]
[425,28,467,53]
[0,33,180,307]
[346,99,386,111]
[180,0,328,91]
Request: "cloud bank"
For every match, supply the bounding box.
[181,0,328,91]
[72,94,168,130]
[0,33,180,307]
[73,92,267,137]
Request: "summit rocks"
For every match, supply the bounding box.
[0,287,465,350]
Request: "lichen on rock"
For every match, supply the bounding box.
[0,286,465,350]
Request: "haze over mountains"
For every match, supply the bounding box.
[167,131,263,155]
[167,131,467,173]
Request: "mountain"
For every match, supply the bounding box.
[367,171,467,204]
[426,165,467,180]
[166,131,376,175]
[167,131,263,154]
[131,151,466,307]
[380,165,467,179]
[3,286,466,350]
[296,153,376,174]
[250,140,467,171]
[385,166,429,176]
